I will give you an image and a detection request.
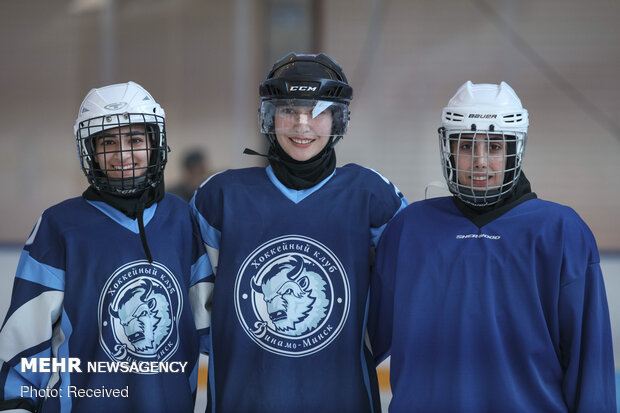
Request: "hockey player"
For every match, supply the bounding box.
[368,81,616,412]
[191,52,407,412]
[0,82,211,413]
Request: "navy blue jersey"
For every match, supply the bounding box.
[369,196,616,412]
[0,194,212,413]
[191,164,406,413]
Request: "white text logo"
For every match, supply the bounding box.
[456,233,501,240]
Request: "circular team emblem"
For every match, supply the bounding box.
[235,235,350,357]
[98,260,182,371]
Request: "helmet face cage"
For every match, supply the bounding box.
[77,113,167,195]
[259,99,349,139]
[439,128,527,206]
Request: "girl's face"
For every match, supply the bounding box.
[451,133,506,190]
[94,125,150,179]
[274,104,333,161]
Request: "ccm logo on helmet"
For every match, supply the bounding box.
[288,85,317,92]
[468,114,497,119]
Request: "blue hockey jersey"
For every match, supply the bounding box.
[369,196,616,412]
[0,194,212,413]
[191,164,407,413]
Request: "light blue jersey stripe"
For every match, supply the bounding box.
[190,203,221,250]
[370,198,407,247]
[265,165,335,204]
[5,347,52,399]
[85,200,157,234]
[190,253,213,287]
[56,309,73,413]
[615,371,620,413]
[208,333,216,413]
[189,357,199,393]
[360,291,376,413]
[15,250,65,291]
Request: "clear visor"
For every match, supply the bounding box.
[259,99,349,137]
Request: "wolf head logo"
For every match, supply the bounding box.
[109,278,172,354]
[252,254,329,336]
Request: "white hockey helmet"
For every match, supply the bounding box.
[74,81,168,195]
[438,81,529,206]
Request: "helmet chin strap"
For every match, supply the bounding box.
[105,175,149,196]
[329,135,343,148]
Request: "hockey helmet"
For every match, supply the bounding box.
[258,53,352,145]
[74,81,168,195]
[438,81,529,206]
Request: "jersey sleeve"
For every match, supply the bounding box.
[187,205,214,356]
[0,214,65,412]
[557,214,616,412]
[367,210,407,365]
[189,177,223,356]
[366,169,408,248]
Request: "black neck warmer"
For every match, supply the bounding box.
[266,141,337,190]
[83,182,165,219]
[453,172,537,228]
[82,182,165,263]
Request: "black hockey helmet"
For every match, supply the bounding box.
[259,52,352,103]
[258,53,352,147]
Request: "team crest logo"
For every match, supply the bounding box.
[98,260,182,371]
[235,235,350,357]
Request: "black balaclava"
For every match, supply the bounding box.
[82,181,164,220]
[268,138,336,190]
[453,171,537,228]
